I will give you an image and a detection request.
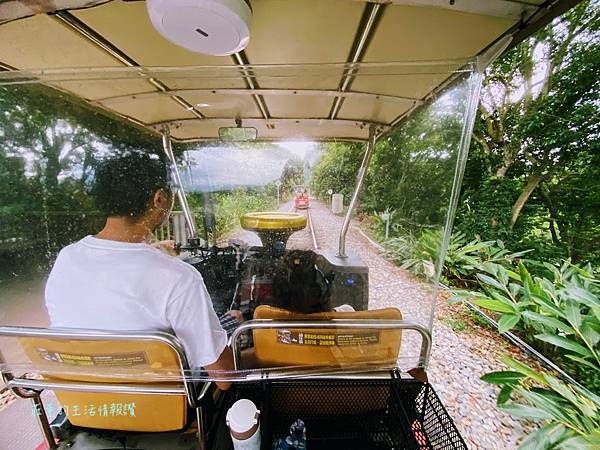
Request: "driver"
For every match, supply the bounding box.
[45,151,233,390]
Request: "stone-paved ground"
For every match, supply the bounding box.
[302,199,538,450]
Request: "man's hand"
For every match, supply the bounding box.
[151,240,179,256]
[205,346,234,390]
[223,309,245,323]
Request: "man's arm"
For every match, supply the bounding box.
[204,345,234,390]
[166,268,232,388]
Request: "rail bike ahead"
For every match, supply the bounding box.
[293,187,310,210]
[0,1,583,449]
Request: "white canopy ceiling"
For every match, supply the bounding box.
[0,0,576,142]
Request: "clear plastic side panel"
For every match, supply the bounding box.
[0,63,481,383]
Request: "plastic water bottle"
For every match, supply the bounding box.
[226,399,261,450]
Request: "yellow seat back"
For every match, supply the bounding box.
[252,306,402,368]
[20,337,187,432]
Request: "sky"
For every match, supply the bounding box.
[180,141,317,192]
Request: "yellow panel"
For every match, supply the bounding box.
[72,1,235,69]
[20,337,187,432]
[252,306,402,368]
[365,6,515,62]
[256,71,345,91]
[337,96,414,124]
[352,73,452,100]
[265,95,333,119]
[352,6,514,99]
[247,0,363,64]
[0,14,124,69]
[178,92,262,119]
[246,0,363,90]
[101,96,195,124]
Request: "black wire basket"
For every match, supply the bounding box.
[209,377,467,450]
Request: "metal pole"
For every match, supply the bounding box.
[161,128,198,239]
[337,125,377,258]
[32,395,57,449]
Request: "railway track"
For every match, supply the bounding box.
[290,203,320,251]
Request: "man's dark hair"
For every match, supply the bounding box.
[93,152,170,218]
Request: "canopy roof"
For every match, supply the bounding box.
[0,0,580,142]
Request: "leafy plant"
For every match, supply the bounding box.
[482,355,600,449]
[384,228,530,284]
[451,261,600,370]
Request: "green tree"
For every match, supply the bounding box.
[461,0,600,263]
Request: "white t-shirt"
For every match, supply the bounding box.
[45,235,228,369]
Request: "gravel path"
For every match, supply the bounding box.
[302,199,536,450]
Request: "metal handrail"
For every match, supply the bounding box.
[230,319,431,374]
[7,379,186,395]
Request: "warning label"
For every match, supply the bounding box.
[277,330,379,346]
[36,348,147,367]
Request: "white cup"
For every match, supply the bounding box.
[226,399,261,450]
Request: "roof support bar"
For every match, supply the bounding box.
[96,88,422,105]
[231,50,271,120]
[162,128,198,240]
[52,11,205,120]
[329,2,386,120]
[338,124,377,258]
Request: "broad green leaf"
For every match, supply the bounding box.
[498,314,521,333]
[543,375,587,413]
[519,262,535,292]
[519,390,571,422]
[477,273,507,291]
[564,355,600,373]
[580,321,600,347]
[563,286,600,309]
[472,298,517,314]
[501,355,546,384]
[497,384,515,405]
[531,295,568,320]
[509,282,522,299]
[497,267,509,288]
[480,371,526,385]
[507,270,522,282]
[522,311,574,334]
[556,432,600,450]
[571,383,600,409]
[534,334,593,358]
[518,423,567,450]
[564,299,583,328]
[499,403,553,420]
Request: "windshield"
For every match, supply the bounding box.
[0,63,481,382]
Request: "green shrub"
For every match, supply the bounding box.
[483,356,600,449]
[451,261,600,373]
[383,228,530,285]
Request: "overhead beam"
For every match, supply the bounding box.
[148,117,389,131]
[508,0,586,50]
[231,50,271,120]
[329,2,386,120]
[0,61,16,71]
[51,11,206,120]
[94,88,423,106]
[372,0,537,20]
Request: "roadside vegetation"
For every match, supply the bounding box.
[310,1,599,447]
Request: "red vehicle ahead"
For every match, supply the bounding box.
[294,186,310,209]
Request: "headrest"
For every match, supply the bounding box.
[251,306,402,369]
